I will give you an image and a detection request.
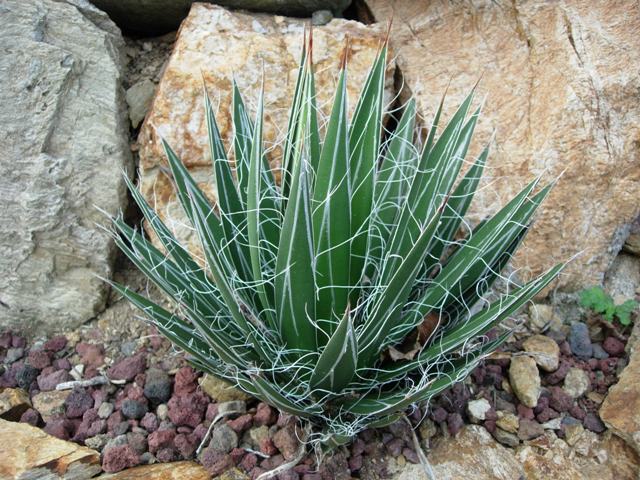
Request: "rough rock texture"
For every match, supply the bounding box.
[600,322,640,454]
[0,387,31,421]
[509,355,541,408]
[365,0,640,290]
[138,3,394,257]
[97,461,210,479]
[0,418,101,479]
[90,0,351,36]
[0,0,132,335]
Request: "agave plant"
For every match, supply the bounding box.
[110,32,563,449]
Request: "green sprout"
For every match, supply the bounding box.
[579,286,638,326]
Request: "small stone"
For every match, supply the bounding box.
[199,374,250,402]
[541,417,562,430]
[102,444,140,473]
[254,402,277,426]
[592,343,610,359]
[492,428,520,447]
[76,343,104,369]
[15,363,39,390]
[210,423,239,454]
[528,304,562,332]
[218,400,247,416]
[32,390,71,422]
[430,406,448,423]
[466,398,491,423]
[126,79,156,129]
[36,369,71,391]
[144,368,172,404]
[65,388,94,418]
[509,356,541,408]
[248,425,270,447]
[43,419,75,440]
[522,335,560,372]
[548,386,574,412]
[168,391,208,427]
[446,412,464,436]
[141,412,159,432]
[27,350,52,370]
[157,403,168,421]
[546,360,571,385]
[127,431,149,455]
[108,353,147,382]
[0,387,31,421]
[43,336,67,352]
[5,347,24,363]
[496,412,519,434]
[122,399,149,420]
[156,446,178,463]
[148,428,176,453]
[563,368,590,398]
[85,433,110,450]
[564,422,585,446]
[174,432,198,458]
[311,9,333,26]
[173,366,199,396]
[602,336,625,356]
[201,448,234,476]
[98,401,115,419]
[568,323,593,359]
[140,452,156,465]
[228,413,253,433]
[583,412,606,433]
[418,419,437,441]
[517,419,544,440]
[19,408,40,426]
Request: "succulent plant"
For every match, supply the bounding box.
[110,32,563,449]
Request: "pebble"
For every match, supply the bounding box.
[602,336,625,356]
[548,386,574,413]
[496,412,519,434]
[141,412,159,432]
[156,403,169,421]
[15,364,39,390]
[509,356,541,408]
[564,423,585,446]
[85,434,110,450]
[563,368,590,398]
[466,398,491,423]
[5,347,24,364]
[37,369,71,391]
[98,402,115,419]
[102,444,140,473]
[518,419,544,440]
[568,323,593,359]
[167,391,208,427]
[201,448,234,477]
[144,368,172,404]
[209,424,239,454]
[273,424,300,460]
[492,428,520,447]
[65,388,94,418]
[527,304,562,331]
[583,412,606,433]
[311,9,333,26]
[592,343,610,359]
[107,353,147,382]
[122,399,148,420]
[522,335,560,372]
[446,412,464,436]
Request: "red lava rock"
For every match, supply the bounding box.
[141,412,159,432]
[548,386,573,413]
[174,433,199,458]
[533,396,549,414]
[107,410,124,432]
[65,388,95,418]
[260,437,278,456]
[240,453,258,472]
[102,445,141,473]
[441,383,470,413]
[134,373,146,388]
[228,413,253,433]
[193,423,208,441]
[569,405,586,420]
[167,391,208,427]
[148,428,177,453]
[546,361,571,385]
[125,384,147,403]
[156,447,178,463]
[127,432,149,455]
[206,403,219,422]
[254,402,277,426]
[44,419,75,440]
[484,419,496,434]
[385,438,404,456]
[261,454,285,470]
[76,343,105,368]
[108,353,147,382]
[484,408,498,421]
[273,424,301,460]
[43,336,67,352]
[517,404,535,420]
[20,408,40,426]
[447,412,464,436]
[583,412,606,433]
[348,454,363,472]
[27,350,52,370]
[173,366,199,395]
[402,447,419,464]
[536,407,560,423]
[230,447,246,464]
[559,340,573,357]
[37,369,71,391]
[603,337,625,356]
[12,335,26,348]
[430,406,448,423]
[599,358,618,374]
[484,364,504,387]
[52,358,72,371]
[201,448,234,476]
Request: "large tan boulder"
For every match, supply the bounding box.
[0,418,101,479]
[364,0,640,290]
[138,4,394,256]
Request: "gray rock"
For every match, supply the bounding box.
[144,368,172,404]
[0,0,131,336]
[104,434,128,451]
[492,428,520,447]
[85,434,110,450]
[209,424,238,454]
[89,0,351,36]
[97,402,114,419]
[311,10,333,26]
[5,348,24,364]
[466,399,491,423]
[592,343,610,359]
[121,399,148,419]
[218,400,247,416]
[568,323,593,359]
[126,80,156,129]
[604,253,640,304]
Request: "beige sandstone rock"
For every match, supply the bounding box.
[523,334,560,372]
[0,418,101,479]
[199,374,250,403]
[32,389,71,423]
[509,355,541,407]
[97,460,210,479]
[0,387,31,421]
[139,4,394,257]
[600,322,640,454]
[364,0,640,290]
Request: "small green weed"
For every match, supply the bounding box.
[579,286,638,326]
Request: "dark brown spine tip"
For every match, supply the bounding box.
[339,35,350,70]
[384,16,393,45]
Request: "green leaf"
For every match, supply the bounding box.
[312,67,351,337]
[348,44,388,293]
[310,306,357,392]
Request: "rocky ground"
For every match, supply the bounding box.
[1,256,639,478]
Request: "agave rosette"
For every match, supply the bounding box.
[110,32,563,447]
